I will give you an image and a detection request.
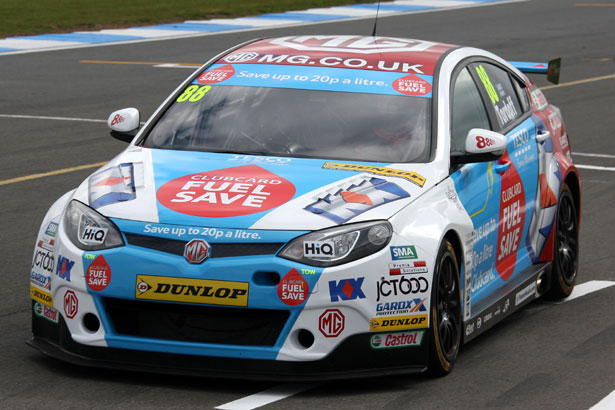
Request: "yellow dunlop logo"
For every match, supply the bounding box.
[323,162,426,187]
[135,275,249,307]
[30,284,53,307]
[369,314,428,331]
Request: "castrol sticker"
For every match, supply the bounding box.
[157,165,296,217]
[86,255,112,291]
[277,268,309,305]
[393,74,432,96]
[496,152,525,281]
[196,64,235,84]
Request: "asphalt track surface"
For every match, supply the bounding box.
[1,0,615,409]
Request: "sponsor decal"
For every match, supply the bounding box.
[319,308,345,338]
[471,267,496,292]
[157,165,296,218]
[370,314,428,331]
[64,290,78,319]
[31,271,51,290]
[515,282,537,306]
[37,235,55,251]
[390,245,418,260]
[34,302,59,324]
[196,64,235,84]
[389,261,427,275]
[89,163,136,209]
[495,152,526,280]
[303,240,334,257]
[56,255,75,282]
[277,268,309,306]
[376,276,428,302]
[135,275,249,307]
[228,154,291,166]
[393,74,432,96]
[531,88,548,111]
[79,225,108,246]
[329,278,365,302]
[465,322,474,336]
[305,176,409,224]
[270,36,438,56]
[301,268,316,275]
[224,52,259,63]
[143,223,264,241]
[86,255,112,291]
[110,113,124,126]
[375,297,426,316]
[322,162,426,187]
[30,285,53,307]
[45,222,59,237]
[84,253,96,260]
[475,135,496,150]
[183,238,210,264]
[370,330,424,349]
[32,248,54,274]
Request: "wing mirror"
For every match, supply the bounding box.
[451,128,507,166]
[107,108,140,143]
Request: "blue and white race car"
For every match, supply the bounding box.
[29,35,581,379]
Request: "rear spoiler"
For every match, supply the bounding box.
[509,58,561,85]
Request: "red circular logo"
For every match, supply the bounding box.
[157,165,296,217]
[196,64,235,84]
[64,290,78,319]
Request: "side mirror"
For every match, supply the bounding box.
[108,108,140,143]
[451,128,507,165]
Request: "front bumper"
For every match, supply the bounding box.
[30,309,429,381]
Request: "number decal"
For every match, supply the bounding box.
[475,65,499,105]
[177,85,212,102]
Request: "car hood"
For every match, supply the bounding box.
[76,148,442,231]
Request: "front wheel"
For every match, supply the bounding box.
[428,240,462,376]
[546,183,579,299]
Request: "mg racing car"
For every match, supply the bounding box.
[29,35,581,379]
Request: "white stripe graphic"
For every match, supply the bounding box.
[0,39,83,49]
[94,28,200,38]
[185,18,303,27]
[299,7,390,16]
[396,0,479,6]
[215,383,319,410]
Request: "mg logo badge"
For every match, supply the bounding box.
[184,239,210,264]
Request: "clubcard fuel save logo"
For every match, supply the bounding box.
[157,165,296,217]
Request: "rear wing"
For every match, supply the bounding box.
[509,58,561,85]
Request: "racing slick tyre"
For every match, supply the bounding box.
[428,240,462,376]
[546,183,579,299]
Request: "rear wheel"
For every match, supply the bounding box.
[428,240,462,376]
[547,183,579,299]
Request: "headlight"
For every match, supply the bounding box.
[278,221,392,267]
[63,200,124,251]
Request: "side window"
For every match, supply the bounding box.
[512,76,531,113]
[451,68,491,152]
[471,62,523,130]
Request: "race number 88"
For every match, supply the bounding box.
[177,85,211,102]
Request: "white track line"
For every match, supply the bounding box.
[0,114,106,123]
[575,165,615,172]
[215,383,319,410]
[574,152,615,159]
[551,280,615,305]
[590,389,615,410]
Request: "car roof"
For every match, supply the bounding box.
[216,35,458,76]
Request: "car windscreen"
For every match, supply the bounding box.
[142,84,431,163]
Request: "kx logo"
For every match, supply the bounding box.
[56,256,75,281]
[329,278,366,302]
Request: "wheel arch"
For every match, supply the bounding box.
[563,170,581,229]
[443,229,463,274]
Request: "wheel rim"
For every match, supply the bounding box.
[436,252,461,361]
[557,194,578,285]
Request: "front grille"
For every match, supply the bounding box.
[104,298,289,346]
[124,233,284,258]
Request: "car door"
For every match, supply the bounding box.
[451,60,539,318]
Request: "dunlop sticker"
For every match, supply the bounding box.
[30,284,53,307]
[323,162,426,187]
[135,275,249,307]
[369,313,428,331]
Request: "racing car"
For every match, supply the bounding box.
[29,35,580,379]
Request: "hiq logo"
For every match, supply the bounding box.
[79,226,108,245]
[56,256,75,282]
[305,177,409,224]
[329,278,366,302]
[304,240,334,257]
[390,245,418,260]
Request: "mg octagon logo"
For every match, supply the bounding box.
[184,239,210,264]
[319,308,345,338]
[63,290,78,319]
